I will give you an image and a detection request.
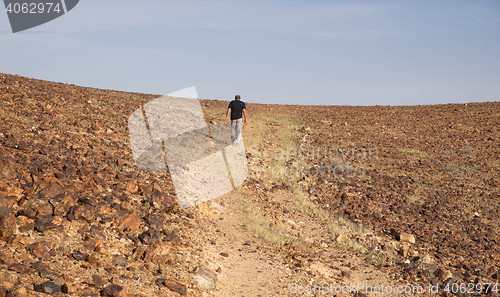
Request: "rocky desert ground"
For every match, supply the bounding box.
[0,73,498,296]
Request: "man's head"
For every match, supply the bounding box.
[235,94,241,100]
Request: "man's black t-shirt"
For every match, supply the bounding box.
[228,100,246,120]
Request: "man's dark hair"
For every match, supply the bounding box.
[235,94,241,100]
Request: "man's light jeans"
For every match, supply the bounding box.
[231,118,243,145]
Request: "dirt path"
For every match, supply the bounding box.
[198,193,287,296]
[196,189,410,297]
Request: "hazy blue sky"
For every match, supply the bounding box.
[1,0,499,105]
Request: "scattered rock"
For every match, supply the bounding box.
[335,234,346,242]
[101,284,124,297]
[163,279,187,296]
[421,254,434,264]
[436,267,453,282]
[92,274,106,289]
[0,195,16,209]
[34,281,62,295]
[70,252,89,261]
[10,234,28,246]
[0,207,16,241]
[26,241,51,260]
[34,215,61,232]
[193,265,217,290]
[399,233,416,244]
[30,198,54,216]
[219,252,229,257]
[117,213,141,233]
[112,255,128,268]
[399,242,411,257]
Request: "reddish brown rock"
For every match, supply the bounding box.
[0,208,16,241]
[117,213,141,233]
[49,193,77,217]
[29,198,54,216]
[34,215,61,232]
[163,279,187,296]
[101,284,124,297]
[72,204,96,222]
[92,274,106,289]
[151,189,176,212]
[26,241,51,260]
[120,201,133,211]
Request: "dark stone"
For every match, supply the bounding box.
[34,281,62,295]
[70,252,89,261]
[89,225,106,240]
[31,260,49,271]
[151,190,176,212]
[101,284,123,297]
[138,232,152,245]
[61,283,70,294]
[92,274,106,289]
[147,214,165,229]
[26,241,51,260]
[155,278,166,286]
[138,230,161,245]
[34,215,58,232]
[31,198,54,216]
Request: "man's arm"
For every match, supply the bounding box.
[226,108,231,123]
[243,108,247,123]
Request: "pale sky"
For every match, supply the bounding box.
[1,0,499,105]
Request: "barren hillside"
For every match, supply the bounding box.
[0,73,498,296]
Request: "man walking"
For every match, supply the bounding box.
[226,94,247,145]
